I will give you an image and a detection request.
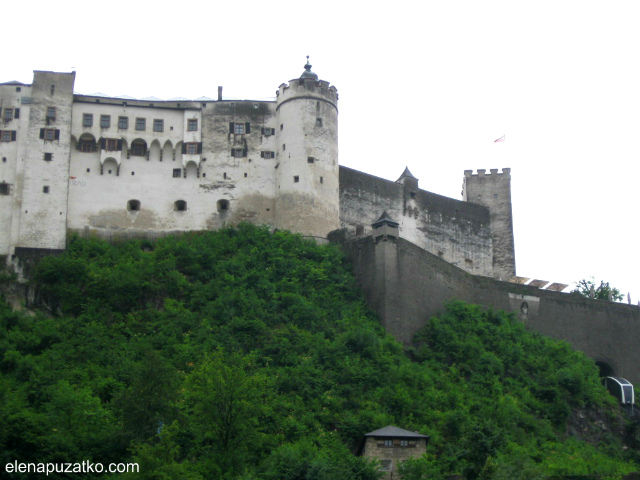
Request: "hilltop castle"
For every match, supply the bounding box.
[2,61,640,384]
[0,60,515,281]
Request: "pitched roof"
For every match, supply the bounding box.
[364,425,429,438]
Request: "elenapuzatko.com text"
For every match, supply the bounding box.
[5,461,139,475]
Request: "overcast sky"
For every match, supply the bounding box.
[3,0,639,301]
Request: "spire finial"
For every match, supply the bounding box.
[300,56,318,80]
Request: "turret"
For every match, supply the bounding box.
[274,58,339,238]
[462,168,515,280]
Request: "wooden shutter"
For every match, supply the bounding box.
[197,142,202,154]
[182,143,187,154]
[100,138,106,150]
[229,122,234,133]
[11,131,17,141]
[261,151,265,158]
[245,122,250,133]
[40,128,45,139]
[242,148,247,157]
[14,108,19,119]
[117,139,123,151]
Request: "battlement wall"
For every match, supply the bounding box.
[339,166,494,277]
[464,167,511,177]
[337,233,640,383]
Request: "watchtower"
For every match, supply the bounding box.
[274,58,339,238]
[462,168,516,280]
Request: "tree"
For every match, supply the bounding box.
[572,277,623,302]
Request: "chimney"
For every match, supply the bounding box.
[217,86,223,101]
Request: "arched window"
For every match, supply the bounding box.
[131,140,147,157]
[174,200,187,211]
[127,199,141,211]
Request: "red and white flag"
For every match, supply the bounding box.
[494,135,505,143]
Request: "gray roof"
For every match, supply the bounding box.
[364,425,429,438]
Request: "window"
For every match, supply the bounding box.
[400,440,408,447]
[383,440,393,447]
[127,200,141,212]
[46,107,56,120]
[380,460,392,471]
[1,130,15,142]
[44,153,53,161]
[187,119,198,131]
[0,183,10,195]
[173,168,182,178]
[43,186,50,194]
[174,200,187,211]
[261,151,274,159]
[231,148,246,158]
[82,113,93,127]
[261,127,275,136]
[135,118,146,131]
[43,129,55,141]
[78,139,94,152]
[217,199,229,212]
[100,115,111,128]
[4,108,13,121]
[104,138,120,151]
[186,143,198,155]
[229,122,250,134]
[307,157,315,163]
[316,118,323,127]
[153,119,164,132]
[131,140,147,156]
[293,176,299,183]
[118,116,129,129]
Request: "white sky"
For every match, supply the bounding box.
[3,0,639,301]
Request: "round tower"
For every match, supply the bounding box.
[274,58,339,239]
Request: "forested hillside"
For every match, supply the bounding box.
[0,224,638,479]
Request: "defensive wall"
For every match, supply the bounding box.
[331,221,640,384]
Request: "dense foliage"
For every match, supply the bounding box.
[572,277,624,302]
[0,225,638,479]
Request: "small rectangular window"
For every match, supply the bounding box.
[261,127,274,136]
[307,157,315,163]
[100,115,111,128]
[43,186,50,193]
[82,113,93,127]
[316,118,323,127]
[293,175,299,183]
[261,151,274,159]
[44,153,53,161]
[173,168,182,178]
[44,129,55,141]
[234,123,245,134]
[380,460,392,471]
[4,108,13,121]
[46,107,56,119]
[118,116,129,129]
[0,183,11,195]
[1,131,13,142]
[232,148,246,158]
[135,118,146,131]
[187,119,198,131]
[153,119,164,132]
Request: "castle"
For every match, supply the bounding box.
[3,62,640,384]
[0,60,514,281]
